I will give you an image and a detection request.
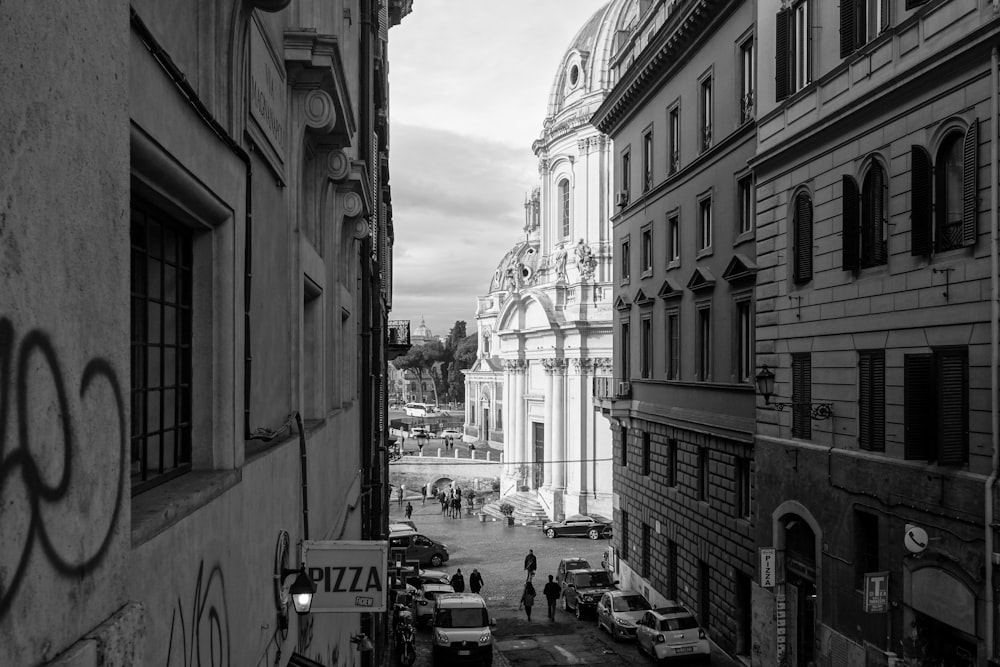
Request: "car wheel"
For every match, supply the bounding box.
[430,554,443,567]
[546,528,557,539]
[588,528,600,540]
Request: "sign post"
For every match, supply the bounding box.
[302,540,389,613]
[863,571,889,613]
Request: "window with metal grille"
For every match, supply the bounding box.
[853,510,879,589]
[131,200,193,493]
[858,350,885,451]
[904,348,968,465]
[739,36,755,124]
[559,179,571,237]
[641,431,651,476]
[792,192,813,283]
[792,353,812,439]
[642,524,652,577]
[699,75,713,153]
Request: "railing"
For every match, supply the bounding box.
[387,320,410,346]
[740,91,755,124]
[593,377,632,399]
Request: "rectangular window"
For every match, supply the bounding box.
[698,560,710,627]
[560,179,571,237]
[642,431,651,476]
[739,36,755,123]
[792,353,812,439]
[621,510,630,562]
[854,510,880,590]
[621,239,631,282]
[642,226,653,273]
[668,213,680,263]
[697,306,711,381]
[668,106,680,175]
[641,316,652,379]
[621,149,631,197]
[699,197,713,251]
[738,174,755,235]
[904,348,969,465]
[666,309,680,380]
[792,0,812,92]
[621,321,631,381]
[666,438,678,487]
[699,75,713,152]
[642,523,652,577]
[736,457,751,518]
[842,0,889,58]
[667,540,678,599]
[620,425,629,467]
[131,200,194,494]
[698,447,709,501]
[736,299,753,383]
[643,129,654,192]
[858,350,885,451]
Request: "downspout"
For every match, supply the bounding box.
[987,44,999,664]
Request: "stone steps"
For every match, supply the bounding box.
[481,491,548,525]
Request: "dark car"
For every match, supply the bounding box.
[561,568,617,619]
[543,514,613,540]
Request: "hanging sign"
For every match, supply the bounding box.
[759,547,776,588]
[864,571,889,613]
[302,540,388,612]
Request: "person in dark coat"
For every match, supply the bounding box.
[543,575,561,620]
[450,569,466,593]
[524,549,537,581]
[404,502,413,519]
[519,581,536,621]
[469,569,484,594]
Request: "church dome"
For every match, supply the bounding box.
[414,317,432,338]
[489,240,542,292]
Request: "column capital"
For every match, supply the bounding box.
[503,358,528,373]
[542,358,567,374]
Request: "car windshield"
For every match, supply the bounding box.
[659,615,699,631]
[435,608,489,628]
[564,560,589,570]
[573,572,612,588]
[613,595,652,612]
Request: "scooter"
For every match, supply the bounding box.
[394,604,416,666]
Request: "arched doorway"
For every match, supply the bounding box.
[783,515,817,667]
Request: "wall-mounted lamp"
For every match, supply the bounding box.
[754,364,833,420]
[274,530,318,630]
[350,633,374,652]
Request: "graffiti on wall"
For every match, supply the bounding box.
[166,560,231,667]
[0,319,127,618]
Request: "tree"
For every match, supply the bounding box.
[395,340,445,405]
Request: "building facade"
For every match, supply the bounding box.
[750,1,1000,665]
[464,1,642,521]
[0,1,410,665]
[592,0,758,659]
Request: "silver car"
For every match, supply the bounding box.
[412,582,455,627]
[635,606,710,662]
[596,590,652,640]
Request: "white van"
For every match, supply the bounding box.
[431,593,495,666]
[403,402,437,417]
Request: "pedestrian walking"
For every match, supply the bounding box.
[439,492,447,515]
[450,569,466,593]
[469,569,484,594]
[524,549,537,581]
[519,581,536,621]
[404,502,413,519]
[543,575,561,620]
[451,495,461,519]
[417,440,424,455]
[397,485,404,508]
[421,484,427,505]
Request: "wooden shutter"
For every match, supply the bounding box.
[937,350,968,466]
[859,351,885,452]
[840,0,855,59]
[871,164,887,264]
[910,146,932,255]
[905,0,930,9]
[962,119,978,247]
[904,354,933,460]
[794,193,813,283]
[792,354,811,439]
[842,176,860,271]
[775,9,790,102]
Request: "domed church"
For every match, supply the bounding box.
[464,0,637,520]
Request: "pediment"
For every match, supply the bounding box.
[657,278,684,300]
[634,289,654,307]
[686,267,716,292]
[614,295,632,311]
[722,254,758,283]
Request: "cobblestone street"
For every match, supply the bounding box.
[389,494,740,667]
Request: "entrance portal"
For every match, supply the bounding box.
[532,422,544,489]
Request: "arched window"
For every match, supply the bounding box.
[559,179,570,237]
[792,191,813,284]
[936,132,964,251]
[910,120,978,255]
[844,162,888,271]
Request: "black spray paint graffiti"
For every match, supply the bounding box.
[0,318,127,619]
[166,561,231,667]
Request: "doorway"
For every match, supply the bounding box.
[532,422,544,489]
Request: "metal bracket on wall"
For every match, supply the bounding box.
[932,267,954,300]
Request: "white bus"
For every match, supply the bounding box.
[403,402,437,417]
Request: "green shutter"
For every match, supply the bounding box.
[904,354,933,460]
[962,119,978,247]
[910,146,932,255]
[937,350,968,466]
[843,176,860,271]
[775,9,790,102]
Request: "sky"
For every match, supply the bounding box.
[388,0,609,341]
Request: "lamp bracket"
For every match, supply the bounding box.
[767,401,833,420]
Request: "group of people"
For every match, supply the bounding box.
[438,487,475,518]
[448,568,485,594]
[517,549,565,622]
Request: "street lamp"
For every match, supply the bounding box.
[754,364,833,420]
[274,530,318,631]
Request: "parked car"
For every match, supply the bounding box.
[555,557,591,587]
[439,428,463,439]
[431,593,495,666]
[560,568,617,618]
[596,590,652,640]
[635,606,710,662]
[542,514,613,540]
[389,530,450,567]
[411,427,435,439]
[412,582,455,627]
[406,568,451,588]
[390,521,417,533]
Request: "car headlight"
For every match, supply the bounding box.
[615,617,630,626]
[434,630,450,645]
[654,633,665,644]
[478,630,492,645]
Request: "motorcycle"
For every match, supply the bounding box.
[394,601,416,666]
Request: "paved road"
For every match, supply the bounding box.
[388,495,740,667]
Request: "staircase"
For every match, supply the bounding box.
[481,491,548,526]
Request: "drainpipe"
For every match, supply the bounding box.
[987,45,999,665]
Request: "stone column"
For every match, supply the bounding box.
[552,359,566,490]
[507,359,527,489]
[543,359,555,489]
